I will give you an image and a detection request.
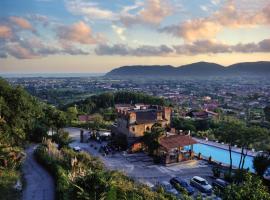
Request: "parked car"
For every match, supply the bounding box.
[190,176,212,195]
[212,179,229,190]
[73,146,82,152]
[155,181,179,196]
[170,177,195,195]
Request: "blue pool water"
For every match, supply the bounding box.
[186,143,254,172]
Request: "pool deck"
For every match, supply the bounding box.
[194,138,258,157]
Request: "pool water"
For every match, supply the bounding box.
[185,143,254,172]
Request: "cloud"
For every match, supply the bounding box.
[1,34,90,59]
[160,19,221,42]
[66,0,172,26]
[259,39,270,51]
[66,0,117,20]
[200,5,209,12]
[173,40,230,54]
[6,43,38,59]
[138,0,172,24]
[95,43,174,56]
[0,25,12,38]
[9,16,32,30]
[0,17,95,59]
[57,21,103,44]
[173,39,270,55]
[111,25,126,41]
[120,0,172,26]
[160,1,270,41]
[95,38,270,57]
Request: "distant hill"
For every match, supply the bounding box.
[106,61,270,77]
[226,61,270,75]
[107,65,176,76]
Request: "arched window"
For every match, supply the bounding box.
[146,127,150,131]
[132,127,135,132]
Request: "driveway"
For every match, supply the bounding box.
[22,145,55,200]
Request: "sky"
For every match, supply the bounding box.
[0,0,270,73]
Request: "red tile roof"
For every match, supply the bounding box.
[159,135,197,150]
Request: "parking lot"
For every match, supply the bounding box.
[66,127,217,198]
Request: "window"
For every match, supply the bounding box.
[146,127,150,131]
[132,127,135,132]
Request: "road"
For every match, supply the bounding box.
[22,145,55,200]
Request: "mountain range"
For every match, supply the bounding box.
[106,61,270,77]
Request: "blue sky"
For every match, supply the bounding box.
[0,0,270,73]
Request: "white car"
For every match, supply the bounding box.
[156,181,179,196]
[190,176,212,195]
[73,146,82,152]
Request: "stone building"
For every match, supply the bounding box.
[112,104,172,140]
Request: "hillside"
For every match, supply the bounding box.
[106,61,270,77]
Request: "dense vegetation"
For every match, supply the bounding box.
[0,78,44,199]
[0,78,69,199]
[63,91,170,115]
[35,139,180,200]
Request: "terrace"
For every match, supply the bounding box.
[158,135,197,165]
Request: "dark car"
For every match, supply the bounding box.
[190,176,212,195]
[170,177,195,195]
[212,179,229,190]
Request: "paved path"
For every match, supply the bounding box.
[22,145,55,200]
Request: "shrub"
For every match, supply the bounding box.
[212,166,221,178]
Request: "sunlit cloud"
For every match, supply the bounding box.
[57,21,103,44]
[160,1,270,42]
[0,25,12,38]
[9,16,33,30]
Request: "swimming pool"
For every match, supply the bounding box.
[186,143,254,172]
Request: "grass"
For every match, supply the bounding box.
[0,169,21,200]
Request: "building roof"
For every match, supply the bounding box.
[159,135,197,150]
[135,110,158,124]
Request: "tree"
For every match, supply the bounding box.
[52,130,73,149]
[238,126,268,170]
[143,123,164,155]
[214,119,244,174]
[171,117,196,132]
[222,174,270,200]
[264,105,270,122]
[29,122,48,142]
[54,111,68,133]
[253,153,270,177]
[66,106,78,124]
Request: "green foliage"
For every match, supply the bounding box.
[29,122,49,143]
[66,106,78,123]
[171,117,196,132]
[253,153,270,177]
[0,169,20,200]
[221,174,270,200]
[143,123,164,156]
[0,78,44,146]
[64,91,169,115]
[52,130,73,149]
[111,133,128,150]
[264,105,270,122]
[35,140,176,200]
[212,166,221,178]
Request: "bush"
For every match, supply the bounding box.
[212,166,221,178]
[34,140,178,200]
[0,169,20,200]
